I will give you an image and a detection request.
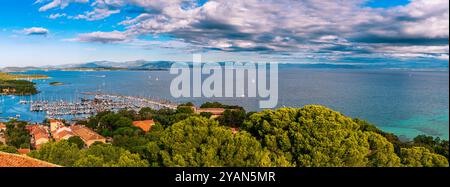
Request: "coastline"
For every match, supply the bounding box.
[0,69,448,140]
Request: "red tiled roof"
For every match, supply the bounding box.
[17,149,31,155]
[49,119,61,123]
[31,126,49,140]
[26,124,39,132]
[53,127,74,141]
[132,120,155,132]
[0,122,6,129]
[0,152,59,167]
[70,125,105,142]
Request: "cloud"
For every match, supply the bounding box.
[36,0,89,12]
[21,27,50,36]
[350,0,449,45]
[47,0,448,62]
[49,13,67,19]
[72,8,121,21]
[67,30,130,43]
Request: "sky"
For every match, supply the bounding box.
[0,0,448,67]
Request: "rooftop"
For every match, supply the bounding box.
[70,125,105,142]
[53,127,75,142]
[17,148,31,155]
[132,120,155,133]
[31,127,49,140]
[0,151,59,167]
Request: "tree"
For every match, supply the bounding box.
[200,102,225,108]
[242,105,402,167]
[178,102,194,107]
[139,107,156,120]
[155,116,267,167]
[0,144,18,153]
[112,134,148,154]
[176,106,195,114]
[218,109,246,127]
[153,112,192,128]
[113,126,143,137]
[412,135,449,160]
[117,109,138,121]
[97,113,133,137]
[366,133,401,167]
[354,118,406,155]
[200,102,243,109]
[68,136,85,149]
[28,140,80,166]
[75,144,148,167]
[143,141,161,166]
[400,147,448,167]
[29,140,148,167]
[199,112,212,119]
[5,122,31,149]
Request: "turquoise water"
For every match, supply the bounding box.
[0,69,448,140]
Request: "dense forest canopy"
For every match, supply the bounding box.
[3,103,448,167]
[0,80,38,95]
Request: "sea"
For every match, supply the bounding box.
[0,68,448,140]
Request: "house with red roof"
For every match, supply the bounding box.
[29,125,50,149]
[52,126,74,142]
[17,148,31,155]
[132,120,155,133]
[0,122,6,132]
[0,151,59,167]
[70,125,106,147]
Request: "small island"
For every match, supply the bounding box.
[49,82,64,86]
[0,72,49,95]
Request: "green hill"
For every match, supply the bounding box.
[25,104,448,167]
[0,72,48,95]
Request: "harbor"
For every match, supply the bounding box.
[27,92,178,119]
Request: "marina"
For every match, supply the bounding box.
[0,69,448,139]
[28,93,178,119]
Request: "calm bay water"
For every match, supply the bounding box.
[0,68,448,140]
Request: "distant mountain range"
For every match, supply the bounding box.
[1,60,177,72]
[43,60,176,70]
[1,60,365,72]
[3,60,446,72]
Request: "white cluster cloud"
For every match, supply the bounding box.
[72,8,121,21]
[21,27,50,36]
[36,0,449,61]
[36,0,89,12]
[68,30,130,43]
[49,13,67,19]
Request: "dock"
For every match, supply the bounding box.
[29,92,178,118]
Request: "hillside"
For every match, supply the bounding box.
[22,104,448,167]
[0,72,48,95]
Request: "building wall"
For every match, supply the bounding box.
[35,138,49,146]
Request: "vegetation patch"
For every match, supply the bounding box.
[20,104,448,167]
[0,72,48,95]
